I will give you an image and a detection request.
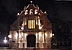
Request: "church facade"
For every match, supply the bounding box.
[8,1,52,49]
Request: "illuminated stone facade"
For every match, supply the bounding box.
[8,1,52,49]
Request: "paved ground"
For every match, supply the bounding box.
[0,47,70,50]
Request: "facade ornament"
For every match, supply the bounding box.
[30,1,33,4]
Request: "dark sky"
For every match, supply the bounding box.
[0,0,56,24]
[0,0,72,24]
[56,0,72,1]
[56,2,72,22]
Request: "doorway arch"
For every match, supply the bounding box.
[27,34,36,47]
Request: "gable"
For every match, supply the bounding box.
[10,2,52,30]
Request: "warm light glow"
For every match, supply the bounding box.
[36,33,38,43]
[30,1,33,3]
[38,18,42,29]
[21,27,24,30]
[30,9,33,15]
[28,20,35,29]
[45,33,47,37]
[52,34,54,36]
[17,13,19,15]
[25,9,38,15]
[38,16,39,18]
[44,11,47,13]
[35,10,38,14]
[25,22,26,25]
[22,23,24,26]
[3,37,7,43]
[39,32,41,41]
[43,33,44,43]
[22,32,23,36]
[38,13,40,15]
[15,32,18,39]
[39,26,42,30]
[25,10,28,15]
[39,32,43,43]
[36,33,38,38]
[4,40,7,43]
[21,22,24,30]
[50,33,52,37]
[39,32,42,37]
[45,33,48,43]
[24,33,27,38]
[38,18,43,30]
[8,35,12,38]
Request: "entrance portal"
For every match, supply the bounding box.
[27,34,36,47]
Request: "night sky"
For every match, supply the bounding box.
[0,0,56,24]
[0,0,72,23]
[0,0,72,42]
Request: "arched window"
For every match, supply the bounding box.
[28,20,35,29]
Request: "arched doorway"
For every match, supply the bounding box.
[27,34,36,47]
